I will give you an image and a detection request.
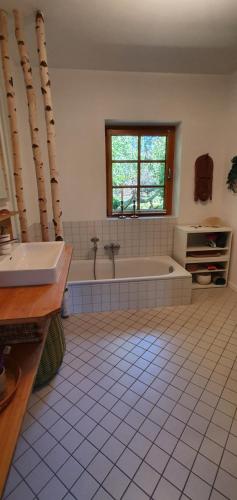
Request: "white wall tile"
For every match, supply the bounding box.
[68,275,191,314]
[29,217,176,259]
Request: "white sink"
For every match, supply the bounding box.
[0,242,65,287]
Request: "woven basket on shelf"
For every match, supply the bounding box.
[34,314,66,388]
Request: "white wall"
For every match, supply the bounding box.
[223,72,237,289]
[13,68,229,225]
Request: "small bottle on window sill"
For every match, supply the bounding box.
[118,199,126,219]
[130,199,139,218]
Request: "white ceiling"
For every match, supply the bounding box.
[2,0,237,73]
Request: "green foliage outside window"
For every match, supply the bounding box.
[111,135,167,212]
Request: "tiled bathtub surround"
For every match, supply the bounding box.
[4,288,237,500]
[68,278,192,314]
[29,217,176,260]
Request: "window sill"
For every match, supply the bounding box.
[106,215,176,220]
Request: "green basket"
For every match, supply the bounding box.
[34,314,66,389]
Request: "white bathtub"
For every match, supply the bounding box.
[67,256,192,313]
[68,256,189,283]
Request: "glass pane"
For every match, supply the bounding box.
[112,163,137,186]
[140,188,165,211]
[112,136,138,160]
[141,136,166,160]
[140,163,165,185]
[112,187,137,212]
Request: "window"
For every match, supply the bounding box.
[105,126,175,217]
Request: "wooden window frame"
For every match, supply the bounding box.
[105,125,175,217]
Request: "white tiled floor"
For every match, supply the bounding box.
[3,288,237,499]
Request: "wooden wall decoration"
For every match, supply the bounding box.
[13,10,49,242]
[0,10,29,242]
[194,153,213,202]
[35,11,64,241]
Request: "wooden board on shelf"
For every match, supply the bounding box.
[0,356,21,413]
[192,283,227,289]
[186,246,229,252]
[0,217,13,239]
[0,321,49,497]
[188,269,226,274]
[185,256,229,264]
[176,225,232,233]
[0,211,18,222]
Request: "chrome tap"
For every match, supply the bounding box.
[91,237,99,279]
[104,243,120,278]
[104,243,120,253]
[91,237,99,249]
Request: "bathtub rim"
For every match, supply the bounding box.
[67,255,191,285]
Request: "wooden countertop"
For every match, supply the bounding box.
[0,244,72,497]
[0,244,73,324]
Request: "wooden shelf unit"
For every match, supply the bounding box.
[173,225,232,289]
[0,212,17,239]
[0,245,73,497]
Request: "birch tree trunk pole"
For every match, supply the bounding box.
[0,138,9,199]
[0,10,29,242]
[35,10,63,241]
[13,10,49,242]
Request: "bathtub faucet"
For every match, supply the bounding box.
[91,237,99,249]
[91,237,99,280]
[104,243,120,279]
[104,243,120,254]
